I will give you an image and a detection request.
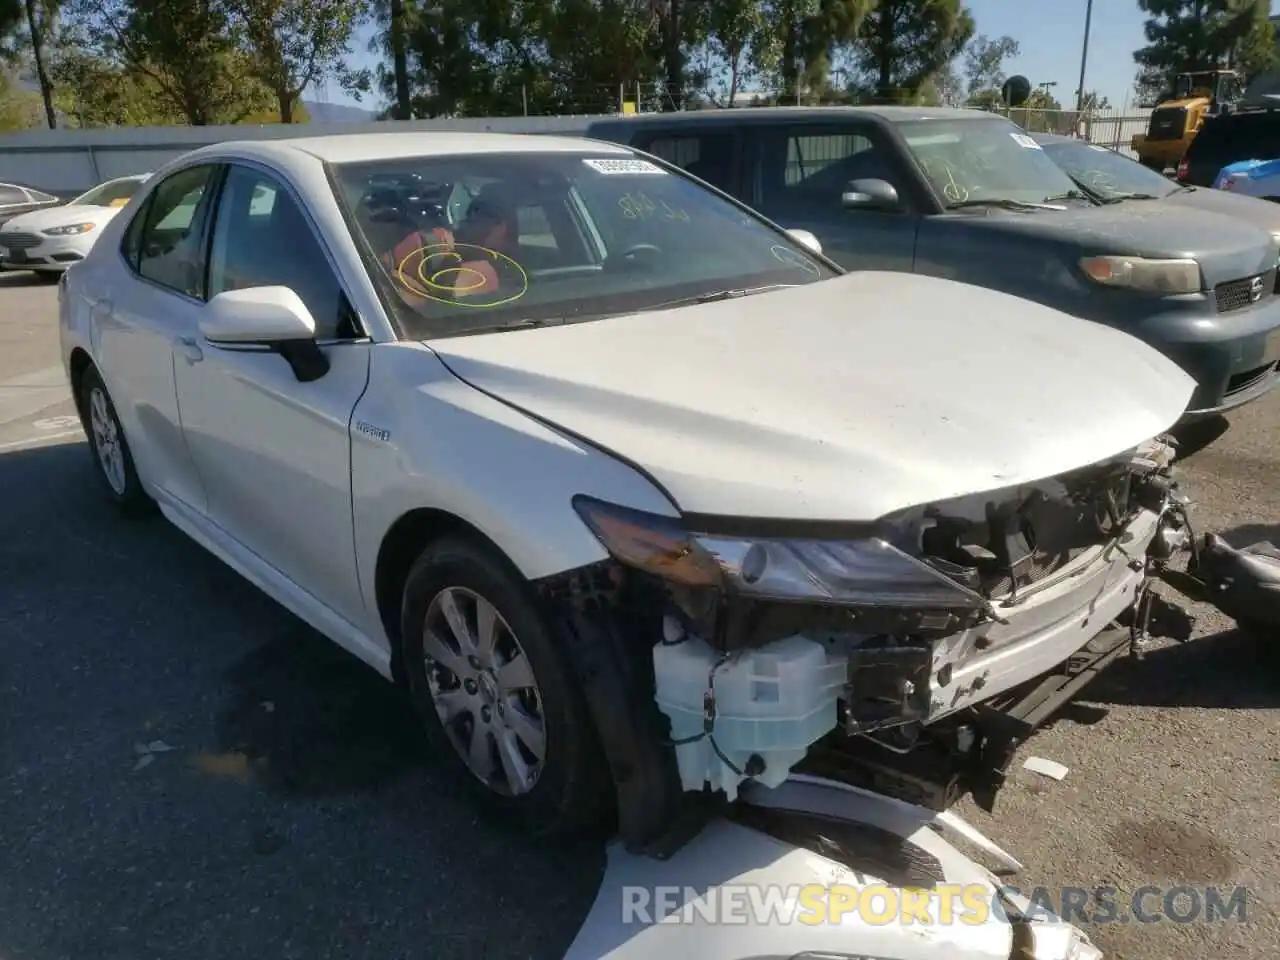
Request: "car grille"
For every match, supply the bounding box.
[1215,270,1275,313]
[0,231,41,249]
[1147,106,1187,141]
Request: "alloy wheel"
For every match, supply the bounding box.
[88,385,126,496]
[422,586,547,796]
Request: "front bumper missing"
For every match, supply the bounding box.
[563,774,1100,960]
[918,509,1155,726]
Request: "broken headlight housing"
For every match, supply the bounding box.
[572,495,988,612]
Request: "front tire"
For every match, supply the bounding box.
[400,536,610,835]
[78,365,153,516]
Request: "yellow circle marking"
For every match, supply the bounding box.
[770,244,821,277]
[394,241,529,308]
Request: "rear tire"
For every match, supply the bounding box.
[399,535,611,836]
[78,365,154,517]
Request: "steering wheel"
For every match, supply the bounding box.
[619,242,662,261]
[609,242,663,271]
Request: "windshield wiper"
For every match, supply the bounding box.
[458,317,568,336]
[1108,191,1165,200]
[1042,190,1091,203]
[654,283,799,309]
[945,198,1064,212]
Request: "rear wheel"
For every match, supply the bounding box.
[399,536,611,835]
[78,365,153,516]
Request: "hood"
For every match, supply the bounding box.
[960,201,1277,288]
[1163,184,1280,236]
[427,272,1196,523]
[1,203,122,232]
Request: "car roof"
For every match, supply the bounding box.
[189,131,635,166]
[586,105,1003,130]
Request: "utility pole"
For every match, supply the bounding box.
[1075,0,1094,114]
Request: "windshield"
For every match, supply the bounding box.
[331,151,838,338]
[1039,139,1180,200]
[74,177,144,208]
[897,117,1086,208]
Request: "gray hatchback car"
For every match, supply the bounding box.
[581,106,1280,419]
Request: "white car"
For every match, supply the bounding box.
[1,173,149,279]
[59,131,1188,955]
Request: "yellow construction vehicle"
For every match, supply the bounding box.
[1131,69,1243,172]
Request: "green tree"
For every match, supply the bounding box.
[700,0,762,104]
[50,47,184,125]
[855,0,974,102]
[751,0,871,103]
[67,0,271,124]
[1077,89,1109,111]
[1134,0,1276,93]
[962,32,1018,103]
[225,0,369,122]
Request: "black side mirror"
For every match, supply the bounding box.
[841,178,900,211]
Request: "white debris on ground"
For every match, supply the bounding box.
[1022,756,1070,781]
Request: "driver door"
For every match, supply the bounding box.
[172,163,372,624]
[746,122,920,272]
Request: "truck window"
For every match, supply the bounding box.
[753,125,904,217]
[641,133,735,194]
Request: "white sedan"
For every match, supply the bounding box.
[59,130,1187,956]
[1,173,149,278]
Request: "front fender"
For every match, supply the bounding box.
[351,341,678,641]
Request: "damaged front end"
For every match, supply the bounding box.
[538,435,1193,854]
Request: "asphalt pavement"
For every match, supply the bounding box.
[1,270,1277,960]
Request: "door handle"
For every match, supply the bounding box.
[176,335,204,364]
[91,296,113,317]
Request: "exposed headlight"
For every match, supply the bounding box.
[1078,255,1201,294]
[42,223,95,236]
[572,496,985,610]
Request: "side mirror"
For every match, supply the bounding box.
[841,178,900,212]
[784,228,823,256]
[201,286,330,382]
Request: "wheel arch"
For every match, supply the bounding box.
[68,346,94,427]
[373,507,519,682]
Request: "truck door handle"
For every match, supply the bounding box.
[176,335,203,364]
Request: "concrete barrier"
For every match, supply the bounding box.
[0,115,606,192]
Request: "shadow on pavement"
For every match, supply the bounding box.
[0,439,606,960]
[1083,626,1279,710]
[1169,415,1230,460]
[0,269,57,287]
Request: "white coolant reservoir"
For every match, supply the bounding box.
[653,633,846,801]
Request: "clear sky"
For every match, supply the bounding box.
[317,0,1280,113]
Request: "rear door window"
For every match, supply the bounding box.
[636,132,738,195]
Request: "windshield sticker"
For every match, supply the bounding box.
[583,157,667,176]
[393,241,528,308]
[770,245,822,277]
[617,190,690,221]
[1010,133,1042,149]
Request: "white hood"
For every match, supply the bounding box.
[428,272,1196,522]
[1,204,122,232]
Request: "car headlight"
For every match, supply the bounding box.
[1078,255,1201,294]
[42,223,96,236]
[571,496,986,610]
